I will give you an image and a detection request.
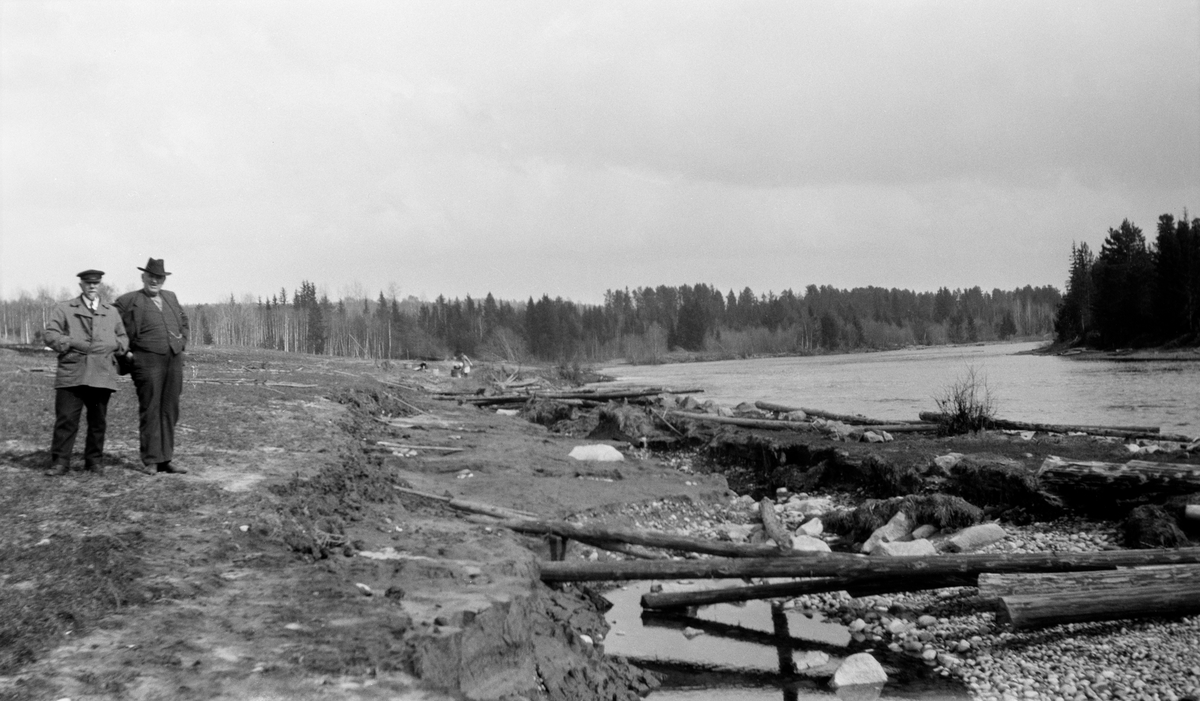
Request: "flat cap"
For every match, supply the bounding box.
[77,269,105,282]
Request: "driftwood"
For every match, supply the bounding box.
[758,499,793,550]
[459,387,705,407]
[756,401,917,426]
[375,441,465,453]
[1038,456,1200,495]
[392,486,538,521]
[978,564,1200,599]
[640,572,978,610]
[538,546,1200,582]
[998,581,1200,630]
[485,517,811,559]
[667,411,813,432]
[919,412,1192,442]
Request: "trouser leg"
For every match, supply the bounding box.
[50,387,85,466]
[132,352,166,465]
[160,351,183,463]
[81,388,113,466]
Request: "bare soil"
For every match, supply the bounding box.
[1,345,1196,701]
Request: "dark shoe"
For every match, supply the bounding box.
[44,462,69,477]
[156,462,188,474]
[84,462,104,474]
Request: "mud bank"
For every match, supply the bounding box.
[3,347,1199,701]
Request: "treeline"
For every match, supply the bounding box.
[1055,211,1200,348]
[2,280,1060,364]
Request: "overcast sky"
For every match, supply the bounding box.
[2,1,1198,305]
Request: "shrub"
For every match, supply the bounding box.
[934,365,996,435]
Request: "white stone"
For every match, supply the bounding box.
[861,511,912,553]
[682,627,704,640]
[568,444,625,462]
[495,408,519,416]
[870,539,937,557]
[945,523,1007,553]
[932,453,963,474]
[1185,505,1200,522]
[791,497,835,518]
[863,431,886,443]
[784,410,807,421]
[792,534,832,553]
[911,524,939,540]
[830,652,889,688]
[798,518,824,537]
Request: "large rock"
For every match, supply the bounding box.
[830,652,888,688]
[567,444,625,462]
[861,511,912,553]
[944,523,1006,553]
[870,539,938,557]
[797,517,824,537]
[791,535,832,553]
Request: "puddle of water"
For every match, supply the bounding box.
[602,581,970,701]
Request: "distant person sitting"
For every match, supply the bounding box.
[44,269,129,476]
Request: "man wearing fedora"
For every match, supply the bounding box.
[44,269,130,476]
[115,258,190,474]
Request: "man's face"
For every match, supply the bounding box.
[141,272,166,296]
[78,280,100,300]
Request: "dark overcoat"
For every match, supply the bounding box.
[43,296,129,390]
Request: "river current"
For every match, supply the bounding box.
[596,341,1200,438]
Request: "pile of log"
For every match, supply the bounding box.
[919,411,1194,442]
[439,386,704,409]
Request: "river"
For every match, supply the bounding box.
[596,341,1200,438]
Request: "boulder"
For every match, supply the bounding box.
[567,444,625,462]
[1121,504,1190,548]
[910,524,939,540]
[870,539,938,557]
[830,652,888,689]
[861,511,912,553]
[791,535,832,553]
[944,523,1006,553]
[797,517,824,537]
[931,452,964,475]
[783,410,807,421]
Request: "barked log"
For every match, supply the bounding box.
[978,563,1200,599]
[1038,456,1200,495]
[462,387,704,407]
[759,499,793,550]
[756,401,917,426]
[641,572,978,610]
[998,581,1200,630]
[918,412,1192,442]
[484,517,814,559]
[538,546,1200,582]
[392,486,539,521]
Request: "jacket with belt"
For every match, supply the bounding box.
[114,289,189,355]
[44,296,129,390]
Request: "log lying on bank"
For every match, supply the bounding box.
[1038,456,1200,495]
[998,581,1200,630]
[538,546,1200,582]
[756,401,920,427]
[392,486,539,521]
[485,516,814,559]
[667,411,815,432]
[978,563,1200,599]
[641,572,978,610]
[919,412,1193,442]
[459,387,704,407]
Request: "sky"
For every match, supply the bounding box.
[2,1,1198,306]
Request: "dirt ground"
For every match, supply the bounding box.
[0,346,725,701]
[2,345,1197,701]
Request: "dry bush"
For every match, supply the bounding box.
[934,365,996,435]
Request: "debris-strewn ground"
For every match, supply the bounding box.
[2,344,1198,701]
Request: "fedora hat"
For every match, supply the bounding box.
[137,258,171,277]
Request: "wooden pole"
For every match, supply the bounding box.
[539,547,1200,583]
[979,564,1200,599]
[998,582,1200,630]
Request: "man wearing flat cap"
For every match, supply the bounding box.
[44,269,130,476]
[115,258,190,474]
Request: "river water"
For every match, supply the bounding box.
[597,341,1200,437]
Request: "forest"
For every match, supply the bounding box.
[1054,212,1200,349]
[1,276,1059,364]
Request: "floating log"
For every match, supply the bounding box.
[759,499,793,550]
[998,581,1200,630]
[485,517,810,559]
[641,572,978,610]
[1038,456,1200,495]
[539,546,1200,582]
[756,401,917,426]
[918,412,1192,442]
[666,411,813,432]
[978,564,1200,599]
